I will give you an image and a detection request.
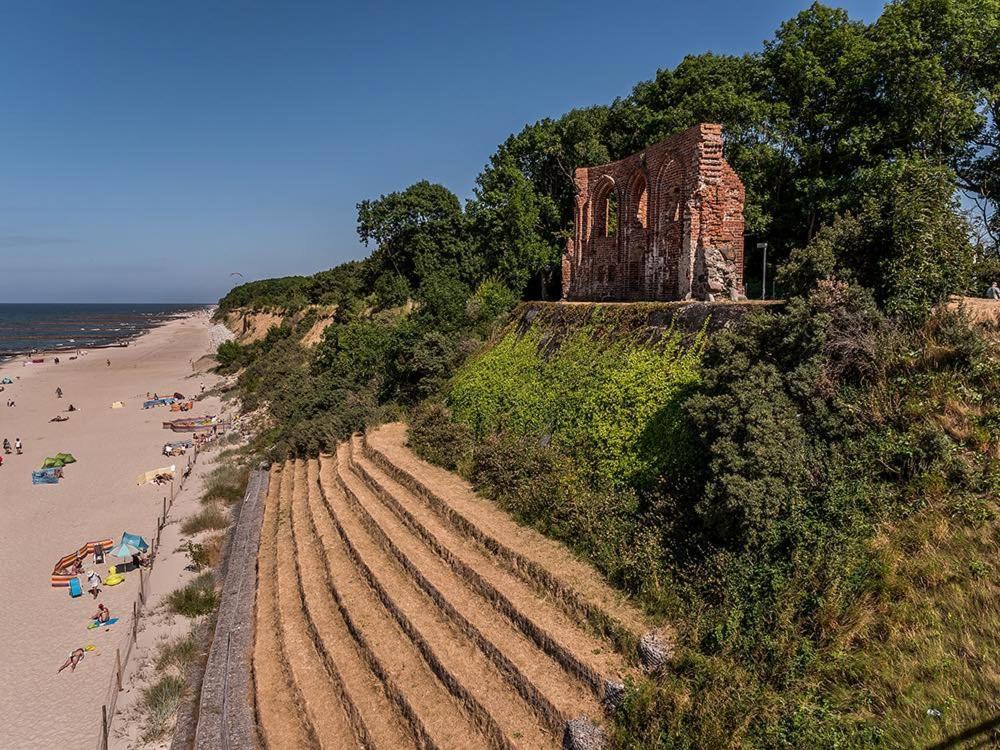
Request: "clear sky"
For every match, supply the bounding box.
[0,0,887,303]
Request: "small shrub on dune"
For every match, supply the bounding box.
[186,534,225,570]
[181,504,228,535]
[167,572,218,617]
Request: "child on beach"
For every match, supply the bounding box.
[14,437,22,454]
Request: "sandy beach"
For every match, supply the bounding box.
[0,311,220,748]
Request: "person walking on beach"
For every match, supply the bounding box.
[86,570,102,598]
[3,439,9,454]
[14,437,22,454]
[106,358,111,367]
[56,387,62,399]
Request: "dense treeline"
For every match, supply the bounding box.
[217,1,999,746]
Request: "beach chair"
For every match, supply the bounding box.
[68,577,82,598]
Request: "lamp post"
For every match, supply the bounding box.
[756,242,768,300]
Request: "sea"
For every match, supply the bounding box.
[0,303,210,360]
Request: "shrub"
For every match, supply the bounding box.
[167,572,218,617]
[186,535,224,570]
[180,504,228,535]
[407,401,472,470]
[449,320,703,488]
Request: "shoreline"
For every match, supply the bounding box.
[0,310,226,748]
[0,304,214,364]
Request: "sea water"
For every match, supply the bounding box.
[0,303,208,359]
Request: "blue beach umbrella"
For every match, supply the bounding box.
[120,532,149,551]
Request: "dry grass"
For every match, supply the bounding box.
[821,498,1000,746]
[186,533,225,570]
[181,503,229,535]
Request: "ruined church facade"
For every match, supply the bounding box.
[561,123,745,302]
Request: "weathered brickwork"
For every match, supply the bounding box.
[562,123,745,302]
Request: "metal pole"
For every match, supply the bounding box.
[762,243,768,300]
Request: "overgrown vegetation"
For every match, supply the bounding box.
[166,572,218,618]
[213,0,999,746]
[412,289,1000,747]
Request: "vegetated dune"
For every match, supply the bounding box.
[251,424,662,748]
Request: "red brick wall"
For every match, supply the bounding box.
[562,123,745,301]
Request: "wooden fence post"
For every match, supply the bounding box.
[162,496,166,526]
[139,569,145,604]
[115,648,122,692]
[101,704,109,750]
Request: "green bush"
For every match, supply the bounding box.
[449,319,704,489]
[407,401,472,470]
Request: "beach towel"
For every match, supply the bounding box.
[135,464,175,485]
[87,618,119,629]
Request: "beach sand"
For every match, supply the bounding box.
[0,311,220,748]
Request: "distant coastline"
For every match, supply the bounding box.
[0,303,211,361]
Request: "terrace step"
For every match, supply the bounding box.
[363,422,662,659]
[253,464,315,749]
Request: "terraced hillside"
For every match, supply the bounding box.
[251,423,664,749]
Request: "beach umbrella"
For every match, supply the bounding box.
[108,541,141,559]
[120,532,149,552]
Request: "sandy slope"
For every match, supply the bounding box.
[0,311,216,748]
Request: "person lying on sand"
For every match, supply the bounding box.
[92,603,110,624]
[57,648,86,673]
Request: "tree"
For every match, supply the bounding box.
[356,181,477,287]
[467,153,561,297]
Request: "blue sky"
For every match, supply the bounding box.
[0,0,887,303]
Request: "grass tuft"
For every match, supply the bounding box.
[139,674,187,742]
[201,463,250,505]
[180,504,228,535]
[154,634,199,673]
[166,572,218,617]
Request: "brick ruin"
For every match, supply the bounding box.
[561,123,745,302]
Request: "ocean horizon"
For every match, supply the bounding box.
[0,302,211,358]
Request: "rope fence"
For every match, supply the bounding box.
[94,443,199,750]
